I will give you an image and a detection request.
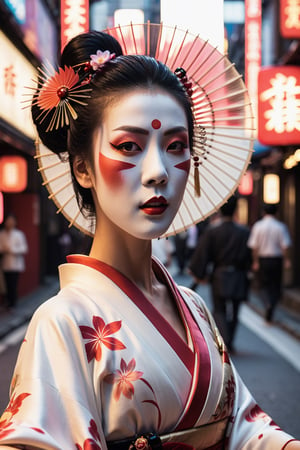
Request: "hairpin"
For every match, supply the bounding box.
[174,67,193,100]
[23,50,116,132]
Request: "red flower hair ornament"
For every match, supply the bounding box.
[24,50,116,132]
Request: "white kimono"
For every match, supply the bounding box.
[0,255,296,449]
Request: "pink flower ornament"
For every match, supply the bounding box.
[90,50,115,71]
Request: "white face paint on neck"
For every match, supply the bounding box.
[92,88,191,240]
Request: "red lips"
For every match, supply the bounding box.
[140,196,168,215]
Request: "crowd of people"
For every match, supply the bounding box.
[153,197,292,354]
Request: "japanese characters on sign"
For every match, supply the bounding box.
[0,31,36,139]
[61,0,89,51]
[245,0,262,133]
[280,0,300,39]
[258,66,300,145]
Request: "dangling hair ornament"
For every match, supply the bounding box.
[174,67,193,101]
[193,155,200,197]
[24,50,116,132]
[193,126,207,198]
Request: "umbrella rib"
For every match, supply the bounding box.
[204,74,244,96]
[155,22,164,60]
[129,22,138,54]
[185,39,209,73]
[193,87,249,107]
[146,20,150,56]
[169,28,189,70]
[190,45,220,77]
[204,149,250,172]
[204,125,255,132]
[117,24,128,54]
[198,115,253,123]
[190,52,227,81]
[42,169,70,186]
[48,179,73,199]
[68,210,81,228]
[34,152,55,159]
[195,102,252,116]
[163,25,177,65]
[56,193,75,213]
[202,140,254,157]
[199,62,236,89]
[37,160,62,171]
[205,131,255,143]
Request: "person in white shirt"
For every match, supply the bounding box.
[247,203,292,322]
[0,213,28,309]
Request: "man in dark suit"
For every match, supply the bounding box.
[189,196,251,352]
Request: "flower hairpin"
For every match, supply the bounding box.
[24,50,115,132]
[89,49,116,71]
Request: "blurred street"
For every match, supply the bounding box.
[0,266,299,439]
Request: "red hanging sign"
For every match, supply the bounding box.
[258,66,300,145]
[245,0,261,134]
[61,0,89,52]
[280,0,300,38]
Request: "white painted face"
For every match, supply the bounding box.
[92,88,191,239]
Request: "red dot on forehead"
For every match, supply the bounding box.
[151,119,161,129]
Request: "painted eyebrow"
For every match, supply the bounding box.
[112,126,148,135]
[112,125,188,136]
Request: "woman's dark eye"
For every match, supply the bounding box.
[111,142,141,153]
[167,141,187,152]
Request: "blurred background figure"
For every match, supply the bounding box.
[185,224,199,264]
[247,203,292,323]
[0,213,28,310]
[173,230,188,275]
[152,237,174,268]
[188,196,251,352]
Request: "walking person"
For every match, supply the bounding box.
[189,196,251,352]
[0,213,28,310]
[0,27,299,450]
[247,203,292,322]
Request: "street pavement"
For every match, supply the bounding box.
[0,266,300,438]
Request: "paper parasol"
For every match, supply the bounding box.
[35,22,254,237]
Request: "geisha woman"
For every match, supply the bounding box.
[0,24,299,450]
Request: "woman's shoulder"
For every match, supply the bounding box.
[28,285,99,332]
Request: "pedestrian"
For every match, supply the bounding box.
[0,213,28,310]
[189,196,251,352]
[0,28,299,450]
[247,203,292,322]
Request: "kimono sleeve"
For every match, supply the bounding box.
[182,288,297,448]
[0,295,107,449]
[226,363,297,449]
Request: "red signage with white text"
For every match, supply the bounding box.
[61,0,89,52]
[280,0,300,38]
[258,66,300,145]
[245,0,261,133]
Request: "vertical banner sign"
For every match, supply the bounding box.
[280,0,300,38]
[258,66,300,145]
[245,0,261,135]
[61,0,89,52]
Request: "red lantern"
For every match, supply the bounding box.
[0,156,27,192]
[280,0,300,39]
[258,66,300,145]
[0,192,3,224]
[238,171,253,196]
